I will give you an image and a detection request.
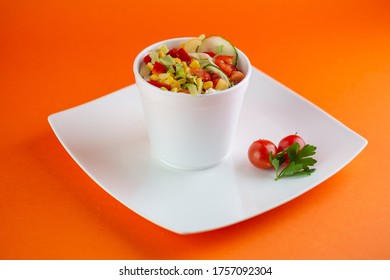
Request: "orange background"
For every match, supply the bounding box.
[1,0,390,259]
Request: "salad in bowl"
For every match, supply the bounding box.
[139,34,246,95]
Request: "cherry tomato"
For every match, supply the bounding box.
[248,139,277,169]
[277,134,305,152]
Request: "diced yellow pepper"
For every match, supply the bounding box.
[164,76,175,85]
[173,57,181,64]
[195,77,202,86]
[150,74,159,81]
[158,73,171,81]
[158,50,166,58]
[171,80,181,89]
[215,79,229,90]
[171,87,178,92]
[181,62,189,72]
[203,81,213,90]
[189,59,200,69]
[146,62,154,71]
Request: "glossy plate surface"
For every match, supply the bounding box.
[48,67,367,234]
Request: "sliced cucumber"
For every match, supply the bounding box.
[182,38,202,53]
[204,64,232,88]
[197,35,238,65]
[181,34,205,53]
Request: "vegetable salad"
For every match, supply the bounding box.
[139,35,246,95]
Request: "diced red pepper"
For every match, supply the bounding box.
[152,61,166,74]
[167,48,178,58]
[143,54,152,64]
[176,48,192,63]
[148,80,171,90]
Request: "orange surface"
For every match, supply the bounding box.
[1,0,390,259]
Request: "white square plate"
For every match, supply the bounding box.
[48,67,367,234]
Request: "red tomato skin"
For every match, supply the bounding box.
[230,70,245,84]
[189,68,211,82]
[277,134,305,152]
[214,55,236,76]
[215,55,234,64]
[248,139,278,169]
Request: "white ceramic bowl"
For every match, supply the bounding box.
[133,37,252,170]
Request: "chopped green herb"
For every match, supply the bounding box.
[270,143,317,180]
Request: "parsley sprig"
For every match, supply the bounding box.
[269,143,317,180]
